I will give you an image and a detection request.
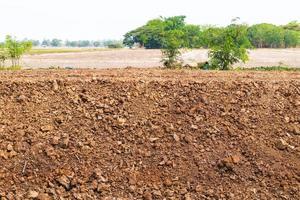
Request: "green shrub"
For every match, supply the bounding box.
[107,43,123,48]
[5,35,32,67]
[197,62,211,70]
[208,21,251,70]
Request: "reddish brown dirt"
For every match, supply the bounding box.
[0,69,299,200]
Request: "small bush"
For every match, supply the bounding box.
[197,61,211,70]
[107,43,123,49]
[4,35,32,67]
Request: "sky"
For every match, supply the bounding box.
[0,0,299,41]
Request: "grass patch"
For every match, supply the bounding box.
[0,66,22,70]
[235,66,300,71]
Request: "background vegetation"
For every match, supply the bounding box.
[124,19,300,49]
[0,17,299,70]
[34,39,124,48]
[123,17,299,69]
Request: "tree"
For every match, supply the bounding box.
[104,40,123,48]
[124,16,191,68]
[247,23,298,48]
[208,22,251,70]
[284,30,299,47]
[0,43,8,68]
[78,40,91,47]
[199,26,225,48]
[5,35,32,67]
[282,21,300,31]
[41,39,51,47]
[66,40,79,47]
[93,41,101,47]
[160,16,187,68]
[161,29,186,68]
[183,24,202,48]
[50,39,62,47]
[30,40,40,46]
[123,18,165,49]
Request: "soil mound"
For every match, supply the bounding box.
[0,69,299,199]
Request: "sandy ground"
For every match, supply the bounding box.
[19,48,300,69]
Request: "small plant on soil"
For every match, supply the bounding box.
[207,19,251,70]
[4,35,32,68]
[0,43,8,68]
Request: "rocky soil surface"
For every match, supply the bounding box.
[0,69,299,199]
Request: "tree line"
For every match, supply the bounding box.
[123,16,299,69]
[29,39,123,48]
[123,18,300,49]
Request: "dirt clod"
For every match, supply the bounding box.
[143,191,152,200]
[27,190,39,199]
[173,133,180,142]
[40,125,54,132]
[56,175,71,190]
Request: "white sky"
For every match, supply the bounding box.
[0,0,299,41]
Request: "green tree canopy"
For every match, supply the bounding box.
[50,39,62,47]
[208,23,251,70]
[123,16,202,49]
[124,18,299,49]
[282,21,300,31]
[248,23,299,48]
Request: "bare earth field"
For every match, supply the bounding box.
[20,48,300,69]
[0,69,299,199]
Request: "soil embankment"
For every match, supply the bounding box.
[0,69,299,199]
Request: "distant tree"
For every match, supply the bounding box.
[183,24,202,48]
[208,21,251,70]
[78,40,91,47]
[199,27,224,48]
[41,39,51,47]
[68,41,79,47]
[123,18,165,49]
[124,16,195,68]
[124,17,299,50]
[105,40,123,48]
[93,41,101,47]
[5,35,32,67]
[282,21,300,47]
[282,21,300,31]
[123,32,135,48]
[284,30,299,47]
[247,23,291,48]
[30,40,40,46]
[50,39,62,47]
